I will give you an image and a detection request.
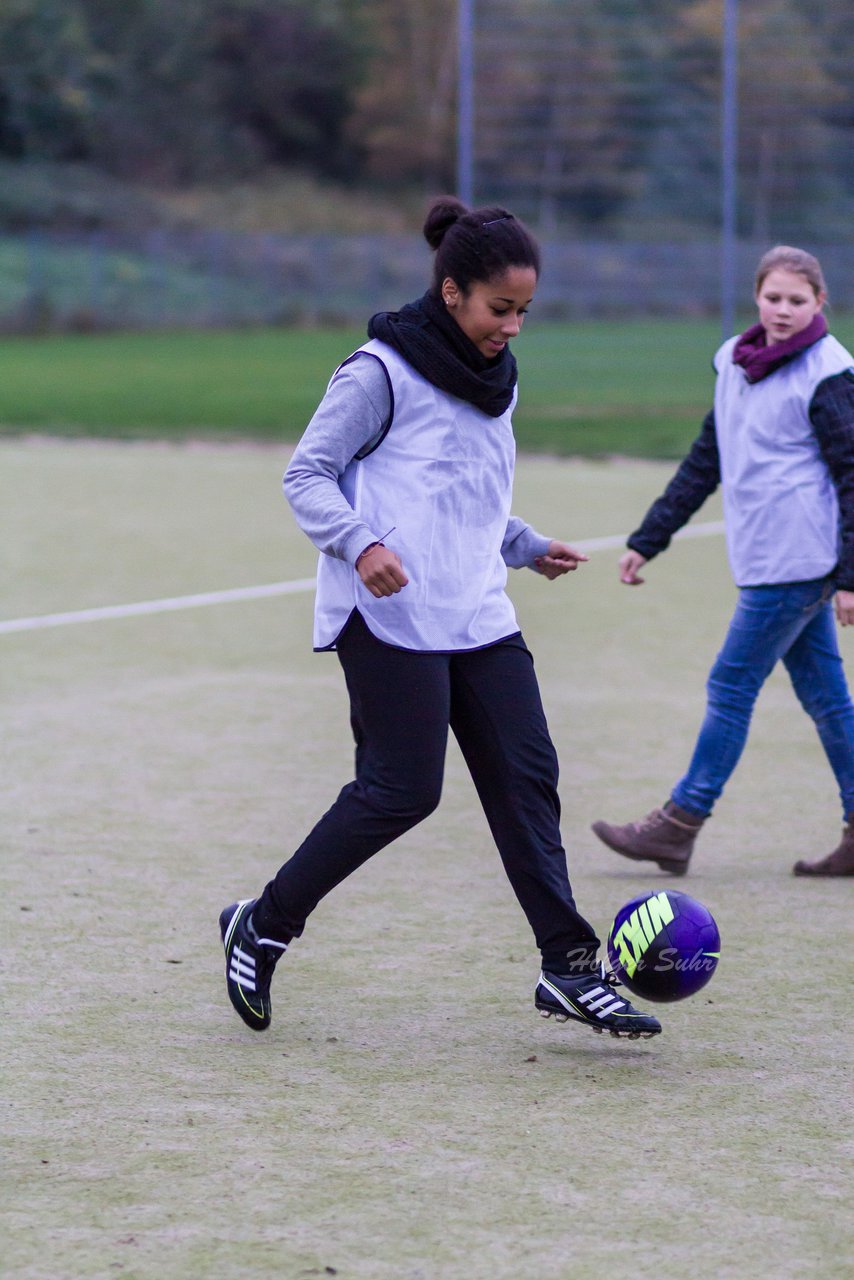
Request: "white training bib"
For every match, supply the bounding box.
[314,340,521,651]
[713,333,854,586]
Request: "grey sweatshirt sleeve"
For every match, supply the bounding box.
[283,355,392,564]
[502,516,552,568]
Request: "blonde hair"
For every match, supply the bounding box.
[754,245,827,300]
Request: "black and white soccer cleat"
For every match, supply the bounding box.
[219,899,287,1032]
[535,963,661,1039]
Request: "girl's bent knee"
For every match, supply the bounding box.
[366,779,442,826]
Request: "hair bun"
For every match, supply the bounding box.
[423,196,469,250]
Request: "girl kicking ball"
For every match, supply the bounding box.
[592,246,854,878]
[220,197,662,1039]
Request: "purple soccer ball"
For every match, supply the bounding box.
[607,889,720,1003]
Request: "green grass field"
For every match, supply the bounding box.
[3,438,852,1279]
[4,315,851,457]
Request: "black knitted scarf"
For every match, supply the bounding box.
[367,291,518,417]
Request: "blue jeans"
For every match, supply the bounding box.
[671,577,854,819]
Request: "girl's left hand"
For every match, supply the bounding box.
[534,540,589,580]
[835,589,854,627]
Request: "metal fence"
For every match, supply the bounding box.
[3,229,852,333]
[460,0,852,243]
[1,0,851,333]
[459,0,853,336]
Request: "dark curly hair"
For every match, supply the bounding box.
[423,195,541,297]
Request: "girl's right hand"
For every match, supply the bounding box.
[356,544,409,598]
[619,549,648,585]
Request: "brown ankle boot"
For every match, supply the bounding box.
[793,819,854,876]
[591,801,705,875]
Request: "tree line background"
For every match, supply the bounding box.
[0,0,456,233]
[1,0,851,241]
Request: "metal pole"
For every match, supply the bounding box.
[720,0,739,340]
[457,0,474,206]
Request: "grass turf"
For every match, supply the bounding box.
[3,438,852,1279]
[5,315,852,457]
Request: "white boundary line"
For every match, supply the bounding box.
[0,521,725,637]
[574,519,725,553]
[0,578,319,635]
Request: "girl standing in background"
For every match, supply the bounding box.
[592,246,854,878]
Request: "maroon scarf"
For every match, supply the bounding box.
[732,313,828,383]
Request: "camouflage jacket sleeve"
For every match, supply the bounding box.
[810,370,854,592]
[627,410,721,561]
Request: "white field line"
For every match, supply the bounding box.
[0,578,319,635]
[0,520,725,637]
[575,519,725,553]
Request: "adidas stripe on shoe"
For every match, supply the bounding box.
[219,899,287,1032]
[535,963,661,1039]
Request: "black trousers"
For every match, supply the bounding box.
[254,610,599,968]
